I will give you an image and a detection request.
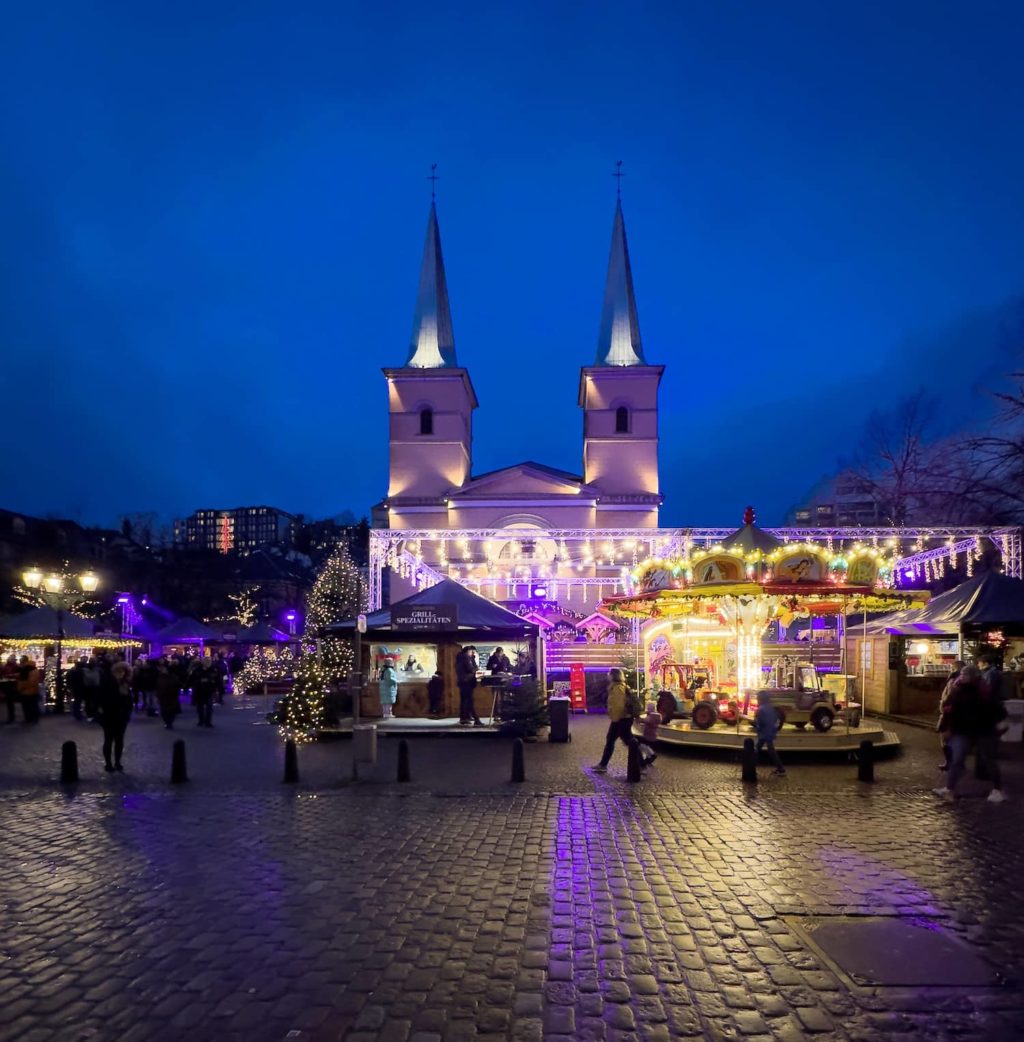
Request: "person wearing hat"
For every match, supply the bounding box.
[455,645,483,726]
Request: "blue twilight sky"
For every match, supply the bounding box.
[3,1,1023,529]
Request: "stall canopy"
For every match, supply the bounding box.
[234,621,290,643]
[0,606,98,640]
[329,579,537,637]
[863,572,1024,635]
[154,617,219,644]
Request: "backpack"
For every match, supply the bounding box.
[625,688,644,718]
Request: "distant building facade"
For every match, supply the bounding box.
[788,471,887,527]
[174,507,297,553]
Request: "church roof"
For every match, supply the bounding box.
[449,461,600,499]
[406,202,457,368]
[596,200,646,366]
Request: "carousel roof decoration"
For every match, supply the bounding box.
[720,506,782,556]
[608,506,928,621]
[406,201,457,369]
[596,198,646,366]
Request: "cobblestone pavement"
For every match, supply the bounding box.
[2,704,1024,1042]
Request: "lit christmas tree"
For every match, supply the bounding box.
[283,545,365,740]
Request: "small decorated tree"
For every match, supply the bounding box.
[283,545,365,739]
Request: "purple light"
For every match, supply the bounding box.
[117,595,130,604]
[285,610,297,621]
[142,597,148,605]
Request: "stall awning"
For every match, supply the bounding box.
[154,617,219,643]
[0,606,98,640]
[329,579,537,636]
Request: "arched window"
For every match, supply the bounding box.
[419,407,433,435]
[615,405,630,433]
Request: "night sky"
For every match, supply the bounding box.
[4,2,1023,529]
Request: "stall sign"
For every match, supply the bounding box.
[569,663,587,712]
[391,605,458,631]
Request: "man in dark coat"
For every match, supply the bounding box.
[455,647,483,726]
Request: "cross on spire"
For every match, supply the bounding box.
[612,159,624,198]
[427,163,440,201]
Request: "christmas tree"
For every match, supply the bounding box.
[283,545,365,740]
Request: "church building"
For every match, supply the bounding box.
[372,197,668,643]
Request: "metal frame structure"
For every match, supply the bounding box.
[369,525,1022,609]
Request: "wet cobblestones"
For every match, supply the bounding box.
[1,706,1023,1040]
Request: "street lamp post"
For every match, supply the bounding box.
[22,567,100,714]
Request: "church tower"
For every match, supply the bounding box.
[383,202,477,529]
[578,199,663,527]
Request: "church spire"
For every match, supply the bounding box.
[595,198,645,366]
[406,201,457,368]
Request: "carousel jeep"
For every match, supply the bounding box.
[740,662,839,732]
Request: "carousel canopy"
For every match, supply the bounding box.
[154,617,219,643]
[720,506,782,556]
[0,606,98,640]
[330,579,536,634]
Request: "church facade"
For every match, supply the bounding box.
[371,198,672,653]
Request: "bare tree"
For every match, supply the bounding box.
[965,370,1024,522]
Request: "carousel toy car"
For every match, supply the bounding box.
[654,668,738,729]
[740,662,840,732]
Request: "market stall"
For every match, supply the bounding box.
[329,578,541,723]
[151,617,219,657]
[849,570,1024,713]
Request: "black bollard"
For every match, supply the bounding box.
[511,738,525,783]
[283,739,299,783]
[397,739,411,783]
[171,740,188,783]
[857,739,875,782]
[60,741,79,785]
[626,741,643,783]
[741,738,758,784]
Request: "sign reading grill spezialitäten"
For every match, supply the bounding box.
[391,604,459,631]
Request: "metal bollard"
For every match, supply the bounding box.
[741,738,758,784]
[283,739,299,783]
[171,739,188,783]
[397,739,411,783]
[60,741,79,785]
[511,738,526,783]
[626,741,643,783]
[857,739,874,782]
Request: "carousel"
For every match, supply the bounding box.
[601,508,929,753]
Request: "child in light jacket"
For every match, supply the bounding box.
[636,701,662,767]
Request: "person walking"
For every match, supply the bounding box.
[155,659,181,729]
[937,660,964,770]
[191,658,219,727]
[82,656,102,720]
[636,701,662,767]
[379,661,398,719]
[754,692,786,775]
[427,669,445,717]
[455,646,483,726]
[934,663,1007,803]
[97,659,132,772]
[67,658,88,720]
[16,656,42,724]
[2,654,21,724]
[593,668,639,773]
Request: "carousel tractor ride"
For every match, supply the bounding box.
[654,667,738,729]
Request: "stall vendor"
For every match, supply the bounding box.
[487,647,512,674]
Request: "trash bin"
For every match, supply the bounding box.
[548,696,571,743]
[353,723,378,764]
[1002,699,1024,743]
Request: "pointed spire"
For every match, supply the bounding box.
[595,198,645,366]
[406,201,457,368]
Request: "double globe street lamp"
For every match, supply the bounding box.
[22,566,100,714]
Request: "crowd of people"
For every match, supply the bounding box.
[0,650,233,772]
[934,653,1009,803]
